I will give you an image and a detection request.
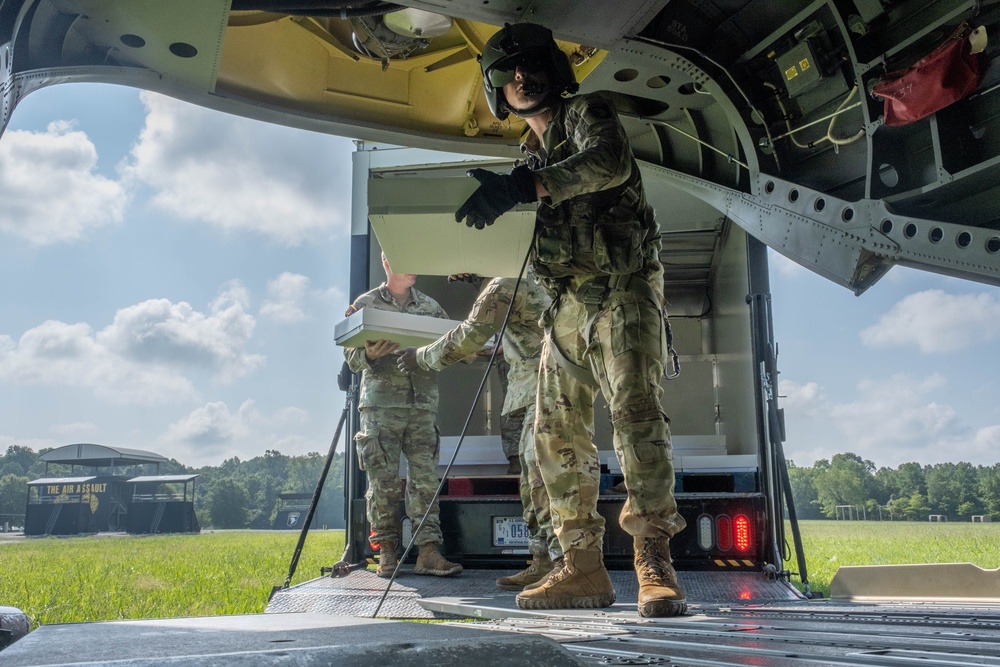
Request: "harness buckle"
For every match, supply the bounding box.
[576,277,609,306]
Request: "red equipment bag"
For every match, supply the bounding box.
[872,22,987,127]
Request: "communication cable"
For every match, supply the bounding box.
[372,230,535,618]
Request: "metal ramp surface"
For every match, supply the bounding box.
[262,571,1000,665]
[440,601,1000,666]
[265,568,803,619]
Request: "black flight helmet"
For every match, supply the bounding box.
[480,23,578,120]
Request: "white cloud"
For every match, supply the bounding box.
[778,379,826,416]
[778,372,992,466]
[0,282,263,404]
[0,320,197,405]
[161,400,258,446]
[830,373,956,451]
[860,289,1000,353]
[97,281,264,383]
[0,121,128,244]
[260,272,346,324]
[768,249,808,279]
[159,400,316,466]
[273,406,309,425]
[123,93,355,246]
[260,273,311,322]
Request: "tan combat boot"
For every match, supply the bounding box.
[634,536,687,617]
[376,540,398,579]
[521,555,563,591]
[516,549,615,610]
[496,553,554,591]
[413,543,463,576]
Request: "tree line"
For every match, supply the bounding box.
[788,452,1000,521]
[0,445,344,530]
[4,446,996,528]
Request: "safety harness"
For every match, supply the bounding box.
[544,273,680,388]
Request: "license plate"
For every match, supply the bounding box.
[493,516,530,547]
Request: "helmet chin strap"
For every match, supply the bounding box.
[502,90,556,119]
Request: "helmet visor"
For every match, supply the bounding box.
[485,49,548,88]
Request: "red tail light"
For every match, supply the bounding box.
[734,514,751,551]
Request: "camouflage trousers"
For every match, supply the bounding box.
[535,276,686,554]
[355,407,442,547]
[510,403,562,560]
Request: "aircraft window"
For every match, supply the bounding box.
[788,189,799,203]
[987,237,1000,254]
[878,163,899,188]
[956,231,972,248]
[842,207,855,222]
[880,219,893,234]
[169,43,198,58]
[764,181,775,194]
[814,198,826,212]
[120,35,145,49]
[904,223,918,239]
[929,227,944,243]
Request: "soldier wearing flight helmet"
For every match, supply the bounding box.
[455,22,688,617]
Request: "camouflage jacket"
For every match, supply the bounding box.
[524,92,663,290]
[344,283,449,411]
[416,276,550,415]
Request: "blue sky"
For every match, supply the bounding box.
[1,83,998,469]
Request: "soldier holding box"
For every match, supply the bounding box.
[344,253,462,579]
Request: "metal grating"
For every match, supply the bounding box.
[265,568,803,620]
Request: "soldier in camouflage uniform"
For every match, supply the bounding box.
[397,271,562,590]
[344,254,462,579]
[454,22,687,617]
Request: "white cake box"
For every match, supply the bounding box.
[334,308,461,349]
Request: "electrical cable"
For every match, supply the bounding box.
[765,82,865,149]
[632,35,780,172]
[371,229,536,618]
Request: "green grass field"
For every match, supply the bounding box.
[789,520,1000,597]
[4,521,1000,629]
[0,530,344,629]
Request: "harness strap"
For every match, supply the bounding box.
[545,327,600,388]
[576,274,681,381]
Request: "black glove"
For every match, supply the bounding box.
[455,165,537,230]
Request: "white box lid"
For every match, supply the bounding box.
[368,175,536,278]
[334,308,461,348]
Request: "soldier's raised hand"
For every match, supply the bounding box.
[455,166,537,229]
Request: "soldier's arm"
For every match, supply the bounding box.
[342,299,384,372]
[416,282,510,371]
[344,345,370,373]
[532,95,633,204]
